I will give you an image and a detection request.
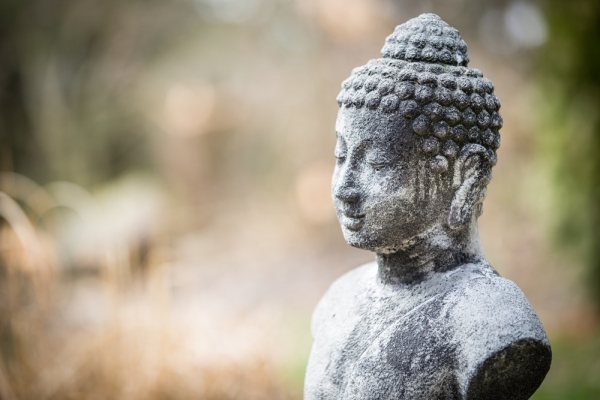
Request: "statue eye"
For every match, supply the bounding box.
[369,162,387,171]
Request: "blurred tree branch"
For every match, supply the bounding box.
[0,0,197,186]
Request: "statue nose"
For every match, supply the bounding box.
[332,152,362,203]
[333,171,360,203]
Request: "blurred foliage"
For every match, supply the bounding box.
[537,0,600,308]
[532,336,600,400]
[0,0,197,186]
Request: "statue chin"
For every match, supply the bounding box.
[341,232,380,253]
[305,12,551,400]
[339,220,405,254]
[341,230,404,255]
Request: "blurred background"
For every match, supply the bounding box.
[0,0,599,398]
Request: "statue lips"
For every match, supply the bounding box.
[339,211,365,231]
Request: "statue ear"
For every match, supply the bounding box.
[448,144,491,230]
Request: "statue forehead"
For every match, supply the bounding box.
[335,107,412,145]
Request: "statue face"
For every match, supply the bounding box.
[332,107,449,254]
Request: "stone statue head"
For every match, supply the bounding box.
[333,13,502,257]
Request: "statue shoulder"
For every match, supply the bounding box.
[447,275,552,399]
[310,262,377,338]
[447,275,549,346]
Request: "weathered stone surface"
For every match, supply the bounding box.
[305,13,551,399]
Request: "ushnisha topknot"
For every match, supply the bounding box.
[382,13,469,66]
[337,13,502,174]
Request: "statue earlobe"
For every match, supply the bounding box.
[448,144,489,230]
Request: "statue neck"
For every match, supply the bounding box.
[376,220,484,285]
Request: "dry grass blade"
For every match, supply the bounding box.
[0,173,57,221]
[0,192,51,278]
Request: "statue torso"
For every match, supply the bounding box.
[304,262,551,400]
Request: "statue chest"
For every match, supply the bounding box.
[305,288,462,400]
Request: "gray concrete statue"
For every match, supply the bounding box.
[304,13,551,400]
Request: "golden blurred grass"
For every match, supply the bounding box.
[0,176,302,400]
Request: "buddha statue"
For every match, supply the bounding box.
[304,14,551,400]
